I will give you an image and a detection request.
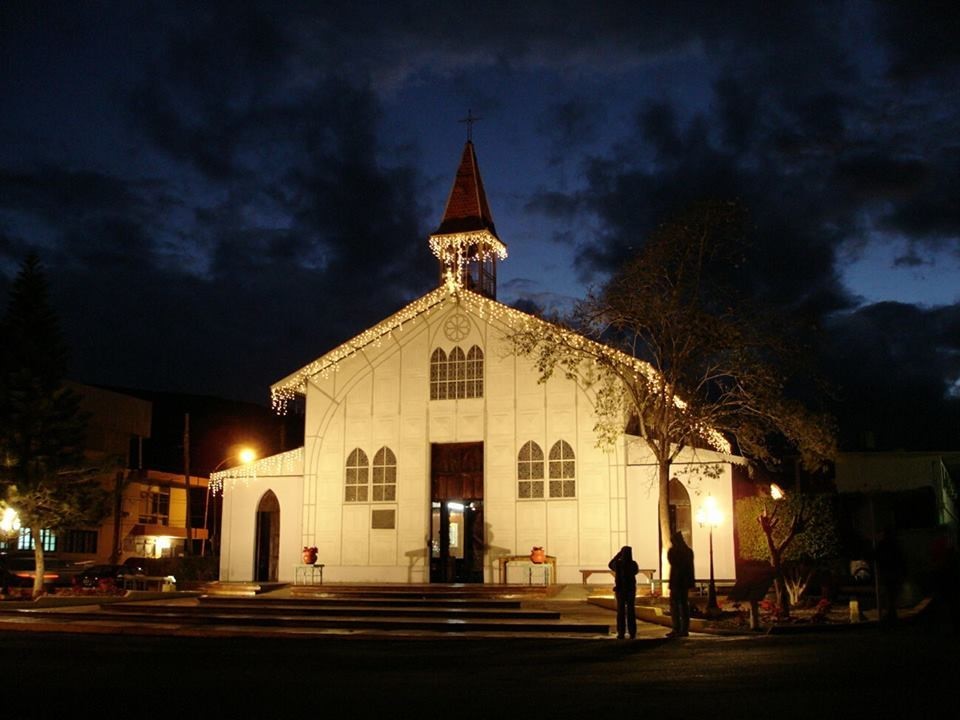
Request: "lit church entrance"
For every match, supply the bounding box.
[430,442,484,583]
[254,490,280,582]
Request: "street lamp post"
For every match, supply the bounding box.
[696,495,723,615]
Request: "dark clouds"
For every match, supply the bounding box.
[824,303,960,449]
[874,0,960,81]
[1,2,436,402]
[520,1,960,448]
[1,1,958,449]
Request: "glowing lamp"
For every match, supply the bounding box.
[696,495,723,613]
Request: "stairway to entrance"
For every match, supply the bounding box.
[96,583,612,637]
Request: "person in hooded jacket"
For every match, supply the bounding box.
[667,531,695,637]
[608,545,640,639]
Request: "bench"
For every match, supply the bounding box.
[122,575,176,591]
[499,555,557,584]
[295,564,325,585]
[694,579,737,596]
[580,568,657,584]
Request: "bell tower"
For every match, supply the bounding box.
[429,137,507,299]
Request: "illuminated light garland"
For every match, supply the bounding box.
[267,283,731,455]
[270,286,452,413]
[431,229,507,297]
[209,447,304,494]
[428,229,508,267]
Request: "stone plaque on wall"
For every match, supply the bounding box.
[371,509,396,529]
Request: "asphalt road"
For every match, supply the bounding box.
[5,623,956,718]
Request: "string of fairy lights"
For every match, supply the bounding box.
[427,228,508,275]
[270,228,507,414]
[209,447,304,494]
[268,261,731,455]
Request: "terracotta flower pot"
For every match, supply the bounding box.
[530,547,545,564]
[302,548,318,565]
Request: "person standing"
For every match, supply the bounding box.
[668,531,695,637]
[608,545,639,639]
[876,526,903,626]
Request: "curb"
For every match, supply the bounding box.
[588,596,933,636]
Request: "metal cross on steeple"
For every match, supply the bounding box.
[459,109,481,141]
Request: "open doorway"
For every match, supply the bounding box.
[668,477,693,547]
[429,443,484,583]
[254,490,280,582]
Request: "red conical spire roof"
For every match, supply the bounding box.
[434,141,500,239]
[429,141,507,300]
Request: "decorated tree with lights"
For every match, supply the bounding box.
[511,200,836,575]
[736,493,839,617]
[0,254,109,597]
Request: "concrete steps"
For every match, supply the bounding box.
[93,584,610,636]
[106,600,560,621]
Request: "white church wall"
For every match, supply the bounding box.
[218,474,303,582]
[625,461,661,577]
[516,500,547,558]
[484,500,515,581]
[672,458,736,581]
[340,503,370,565]
[253,294,740,586]
[295,310,435,582]
[546,501,579,577]
[624,439,738,585]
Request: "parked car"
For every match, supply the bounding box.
[121,557,151,574]
[75,563,144,589]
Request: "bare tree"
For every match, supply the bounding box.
[737,493,840,617]
[511,200,836,571]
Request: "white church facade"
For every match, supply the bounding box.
[216,141,740,586]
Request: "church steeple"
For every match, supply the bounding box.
[429,140,507,299]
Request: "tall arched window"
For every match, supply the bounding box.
[466,345,484,398]
[430,348,448,400]
[517,441,544,499]
[548,440,576,498]
[430,345,485,399]
[345,448,369,502]
[668,477,692,547]
[372,447,397,502]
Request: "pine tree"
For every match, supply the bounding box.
[0,254,109,597]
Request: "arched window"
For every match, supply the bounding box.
[548,440,576,498]
[517,441,544,499]
[372,447,397,502]
[466,345,484,398]
[430,345,484,399]
[430,348,448,400]
[345,448,369,502]
[450,347,466,398]
[668,477,692,547]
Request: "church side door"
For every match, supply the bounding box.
[254,490,280,583]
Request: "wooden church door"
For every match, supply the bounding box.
[429,442,484,583]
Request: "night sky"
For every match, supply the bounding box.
[1,2,958,450]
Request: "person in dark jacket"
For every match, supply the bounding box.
[608,545,640,639]
[876,526,904,626]
[667,531,695,637]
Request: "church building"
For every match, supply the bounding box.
[216,140,740,587]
